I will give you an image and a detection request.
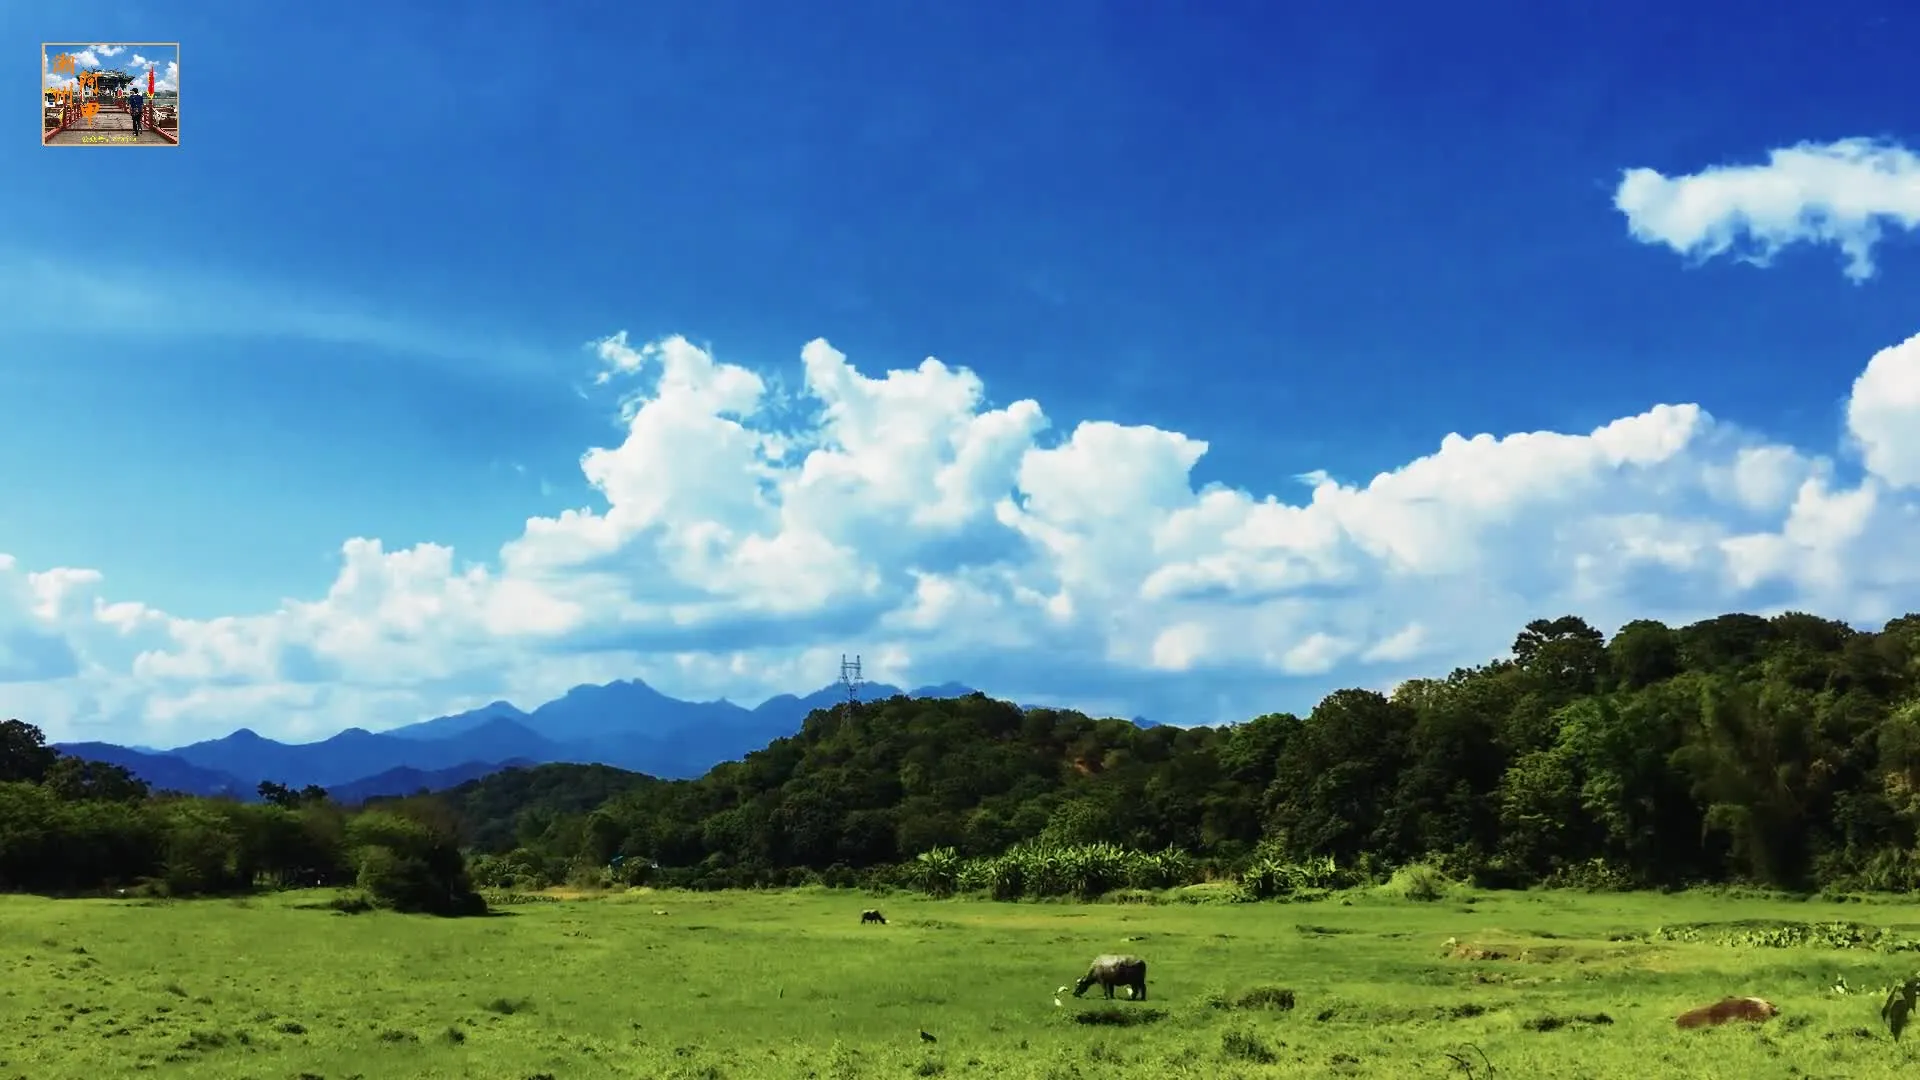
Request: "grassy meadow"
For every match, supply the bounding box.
[5,885,1920,1079]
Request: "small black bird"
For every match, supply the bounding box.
[919,1030,937,1043]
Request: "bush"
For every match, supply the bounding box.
[1468,856,1537,890]
[1221,1028,1277,1063]
[926,842,1205,901]
[564,859,611,889]
[609,857,654,887]
[1237,853,1357,901]
[1385,862,1452,902]
[466,853,512,889]
[347,811,485,916]
[1542,857,1638,892]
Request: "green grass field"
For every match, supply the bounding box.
[5,885,1920,1078]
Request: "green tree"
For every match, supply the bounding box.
[1677,613,1776,672]
[1608,619,1682,691]
[1553,689,1700,881]
[0,781,58,888]
[157,800,242,895]
[0,719,58,783]
[1386,673,1507,863]
[582,807,627,865]
[1512,616,1608,698]
[1495,741,1588,880]
[346,809,484,915]
[1673,675,1816,885]
[44,756,150,802]
[1266,690,1414,862]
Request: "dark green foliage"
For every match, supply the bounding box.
[1220,1027,1277,1062]
[257,780,328,808]
[0,717,59,782]
[44,756,150,802]
[0,733,475,911]
[4,608,1920,898]
[347,809,485,915]
[427,763,659,854]
[1231,986,1296,1010]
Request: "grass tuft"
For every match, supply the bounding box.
[1072,1006,1167,1026]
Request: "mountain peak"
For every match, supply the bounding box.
[125,675,995,790]
[911,681,975,697]
[567,678,655,695]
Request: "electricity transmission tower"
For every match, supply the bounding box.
[838,654,864,715]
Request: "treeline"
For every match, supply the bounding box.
[6,609,1920,904]
[0,721,482,914]
[448,611,1920,894]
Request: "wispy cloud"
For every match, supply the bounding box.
[0,248,559,379]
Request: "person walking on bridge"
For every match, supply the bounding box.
[127,85,145,136]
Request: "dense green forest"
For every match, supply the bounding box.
[6,610,1920,908]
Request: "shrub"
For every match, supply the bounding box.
[1542,857,1638,892]
[1386,862,1452,902]
[1221,1028,1277,1063]
[925,842,1206,901]
[347,811,485,916]
[1237,853,1357,901]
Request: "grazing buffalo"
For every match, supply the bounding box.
[861,909,887,924]
[1072,954,1147,1001]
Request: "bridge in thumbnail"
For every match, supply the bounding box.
[44,66,178,146]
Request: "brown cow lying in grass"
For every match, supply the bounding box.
[1675,997,1778,1029]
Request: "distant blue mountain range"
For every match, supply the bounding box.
[52,679,988,802]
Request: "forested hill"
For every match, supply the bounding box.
[7,608,1920,903]
[437,610,1920,894]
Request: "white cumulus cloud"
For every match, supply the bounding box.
[1847,332,1920,489]
[43,52,75,90]
[4,328,1920,746]
[1615,137,1920,281]
[121,55,176,92]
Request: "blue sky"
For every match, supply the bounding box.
[42,41,176,93]
[4,0,1920,747]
